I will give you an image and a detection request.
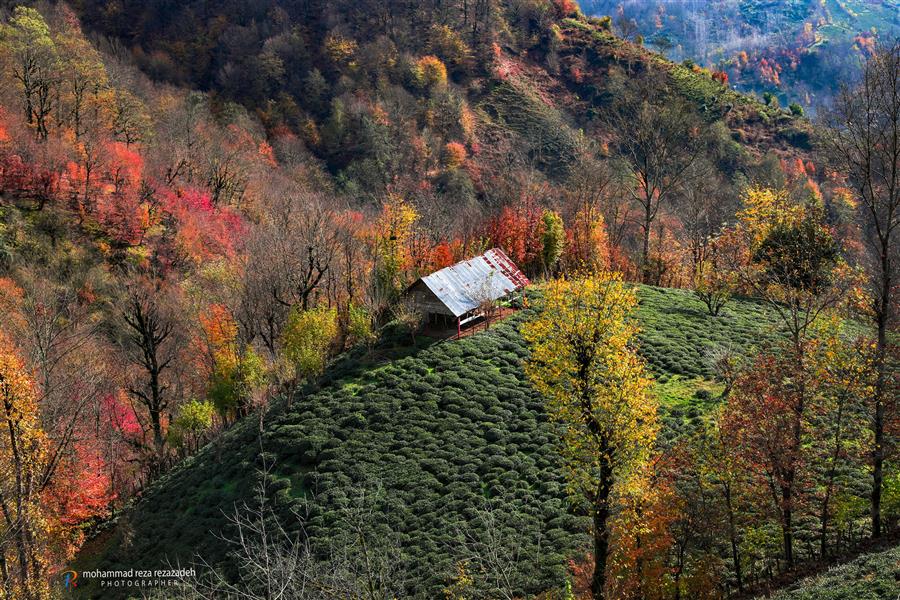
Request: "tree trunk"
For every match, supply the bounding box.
[725,484,743,591]
[871,278,888,538]
[674,543,686,600]
[591,458,614,599]
[782,485,794,568]
[821,397,846,557]
[641,199,652,282]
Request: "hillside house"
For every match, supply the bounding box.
[405,248,529,337]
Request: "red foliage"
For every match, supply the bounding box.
[158,187,245,263]
[429,241,457,270]
[486,203,544,272]
[553,0,578,17]
[106,141,144,192]
[721,352,811,523]
[567,555,594,599]
[43,442,114,527]
[258,141,277,166]
[102,392,142,440]
[0,151,60,205]
[95,189,149,247]
[570,65,584,83]
[444,142,467,168]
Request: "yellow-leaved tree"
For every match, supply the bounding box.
[523,273,657,598]
[373,195,418,307]
[521,273,657,600]
[281,306,339,384]
[0,333,51,600]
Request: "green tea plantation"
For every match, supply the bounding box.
[765,544,900,600]
[77,287,790,597]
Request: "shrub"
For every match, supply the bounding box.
[412,55,448,90]
[444,141,467,168]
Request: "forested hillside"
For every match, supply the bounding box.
[581,0,899,113]
[0,1,895,599]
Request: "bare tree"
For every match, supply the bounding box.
[602,74,708,281]
[821,39,900,539]
[238,194,341,358]
[391,296,424,344]
[674,160,731,275]
[614,13,639,41]
[448,504,541,600]
[158,478,408,600]
[706,344,744,399]
[119,280,187,471]
[205,147,248,207]
[472,271,499,331]
[563,150,630,270]
[12,272,111,492]
[2,6,60,140]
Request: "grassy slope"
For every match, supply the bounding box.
[78,287,787,598]
[765,544,900,599]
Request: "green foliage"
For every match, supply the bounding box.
[789,102,804,116]
[882,470,900,525]
[169,400,215,449]
[0,6,59,137]
[346,303,377,347]
[281,306,339,381]
[208,346,268,417]
[540,210,565,273]
[634,286,778,382]
[753,217,840,294]
[0,7,56,67]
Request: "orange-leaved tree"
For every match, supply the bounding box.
[720,187,854,568]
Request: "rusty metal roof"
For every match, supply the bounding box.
[417,248,529,317]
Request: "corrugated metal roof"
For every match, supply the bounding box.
[417,248,529,317]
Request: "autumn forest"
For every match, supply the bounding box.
[0,1,896,599]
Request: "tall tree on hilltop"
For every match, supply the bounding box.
[522,274,657,599]
[822,39,900,539]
